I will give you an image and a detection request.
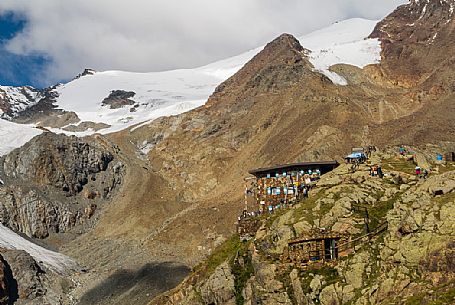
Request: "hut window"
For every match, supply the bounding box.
[324,239,338,260]
[267,173,271,178]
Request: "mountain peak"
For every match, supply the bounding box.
[369,0,455,85]
[256,33,309,66]
[73,68,96,80]
[266,33,305,53]
[206,33,315,108]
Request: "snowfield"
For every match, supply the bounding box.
[0,119,42,156]
[0,224,78,274]
[300,18,381,85]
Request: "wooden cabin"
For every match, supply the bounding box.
[247,161,339,211]
[284,229,350,265]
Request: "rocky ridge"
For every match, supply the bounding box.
[370,0,455,86]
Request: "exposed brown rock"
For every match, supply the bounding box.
[0,132,124,238]
[102,90,136,109]
[370,0,455,86]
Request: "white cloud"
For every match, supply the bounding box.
[0,0,407,86]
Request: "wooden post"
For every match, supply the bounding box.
[244,181,248,213]
[321,240,325,262]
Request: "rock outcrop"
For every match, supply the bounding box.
[0,250,45,301]
[0,132,124,238]
[0,249,73,305]
[370,0,455,86]
[0,255,11,305]
[102,90,136,109]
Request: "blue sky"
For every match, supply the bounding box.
[0,0,406,89]
[0,12,50,88]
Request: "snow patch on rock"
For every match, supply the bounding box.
[0,119,42,157]
[298,18,382,85]
[0,224,77,274]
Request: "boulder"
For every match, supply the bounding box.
[200,261,235,305]
[0,250,45,301]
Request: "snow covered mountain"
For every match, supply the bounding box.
[0,18,381,156]
[0,85,40,118]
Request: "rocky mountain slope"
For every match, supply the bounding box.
[0,132,124,240]
[370,0,455,87]
[0,132,124,304]
[1,1,455,304]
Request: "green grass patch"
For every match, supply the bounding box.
[382,157,416,175]
[292,191,325,223]
[405,280,455,305]
[192,235,255,305]
[231,241,254,305]
[193,234,242,277]
[352,191,400,232]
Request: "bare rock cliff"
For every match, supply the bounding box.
[0,133,124,238]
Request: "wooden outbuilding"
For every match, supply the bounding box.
[283,229,351,265]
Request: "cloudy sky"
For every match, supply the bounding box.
[0,0,407,88]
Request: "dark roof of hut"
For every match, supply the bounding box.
[248,161,339,176]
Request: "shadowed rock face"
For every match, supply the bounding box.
[0,133,124,238]
[0,249,73,305]
[0,254,14,305]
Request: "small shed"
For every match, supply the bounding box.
[284,229,349,264]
